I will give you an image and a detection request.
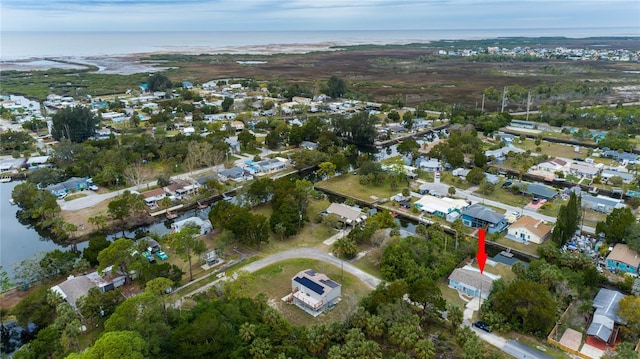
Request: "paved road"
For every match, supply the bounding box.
[176,248,382,303]
[467,320,554,359]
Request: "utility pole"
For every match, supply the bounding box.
[526,90,532,121]
[481,93,485,112]
[501,86,508,113]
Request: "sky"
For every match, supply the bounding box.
[1,0,639,32]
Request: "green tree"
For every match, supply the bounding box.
[82,235,111,266]
[237,130,256,149]
[147,73,172,91]
[617,295,640,341]
[596,207,636,244]
[325,76,347,98]
[168,223,207,281]
[221,97,234,112]
[447,304,464,331]
[51,106,98,143]
[97,238,143,284]
[316,161,337,179]
[466,167,485,185]
[415,339,436,359]
[333,236,358,259]
[397,139,420,157]
[552,192,581,245]
[67,330,149,359]
[408,277,446,321]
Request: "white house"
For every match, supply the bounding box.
[506,215,553,244]
[171,217,213,235]
[448,265,500,300]
[414,195,469,219]
[289,269,341,317]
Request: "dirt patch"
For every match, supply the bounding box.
[559,327,583,351]
[59,200,111,237]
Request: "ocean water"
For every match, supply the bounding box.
[1,28,637,60]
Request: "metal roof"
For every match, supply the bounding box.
[462,204,504,224]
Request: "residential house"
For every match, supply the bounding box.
[26,156,50,169]
[50,268,126,309]
[461,204,508,234]
[506,216,552,244]
[414,195,469,220]
[231,121,245,132]
[322,203,366,226]
[300,141,318,150]
[586,288,627,349]
[537,158,568,173]
[218,167,252,182]
[171,217,213,235]
[46,177,93,196]
[606,244,639,275]
[452,168,471,178]
[415,158,441,172]
[601,169,635,184]
[485,147,525,162]
[0,158,26,173]
[142,188,167,207]
[448,265,500,299]
[510,120,537,129]
[581,194,625,214]
[602,150,638,164]
[412,118,432,130]
[569,162,601,179]
[289,269,341,317]
[520,182,558,200]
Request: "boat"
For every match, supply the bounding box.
[9,198,16,205]
[0,176,11,183]
[166,210,178,220]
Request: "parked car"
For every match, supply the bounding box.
[89,184,99,191]
[155,251,169,260]
[472,320,492,332]
[57,192,68,200]
[501,181,512,188]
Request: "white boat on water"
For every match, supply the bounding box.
[9,198,15,205]
[0,176,11,183]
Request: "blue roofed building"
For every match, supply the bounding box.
[289,269,341,317]
[461,204,508,234]
[46,177,93,196]
[519,182,558,200]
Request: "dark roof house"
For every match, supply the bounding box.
[461,204,507,234]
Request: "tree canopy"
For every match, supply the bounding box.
[51,106,98,143]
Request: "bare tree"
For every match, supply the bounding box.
[123,160,152,187]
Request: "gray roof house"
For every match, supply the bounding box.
[323,203,367,226]
[581,194,626,214]
[522,183,558,200]
[601,170,635,184]
[461,204,508,234]
[50,268,126,309]
[448,265,500,299]
[218,167,251,182]
[586,288,627,347]
[46,177,92,196]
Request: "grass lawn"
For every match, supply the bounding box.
[494,236,541,257]
[582,209,607,229]
[469,261,516,282]
[476,188,530,208]
[514,139,586,160]
[440,172,473,190]
[250,258,373,327]
[537,201,562,218]
[316,174,405,204]
[350,246,383,278]
[439,283,468,310]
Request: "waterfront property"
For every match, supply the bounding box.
[321,203,367,226]
[50,267,126,309]
[288,269,341,317]
[448,265,500,299]
[505,215,552,244]
[414,194,468,221]
[461,204,508,234]
[46,177,93,197]
[171,216,213,235]
[606,244,639,275]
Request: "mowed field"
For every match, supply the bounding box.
[250,258,374,327]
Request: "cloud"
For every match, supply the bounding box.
[1,0,638,32]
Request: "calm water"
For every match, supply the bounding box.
[0,181,82,281]
[2,28,637,60]
[0,181,212,281]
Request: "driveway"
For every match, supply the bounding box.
[465,320,553,359]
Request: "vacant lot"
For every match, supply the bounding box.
[250,258,373,326]
[316,174,401,204]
